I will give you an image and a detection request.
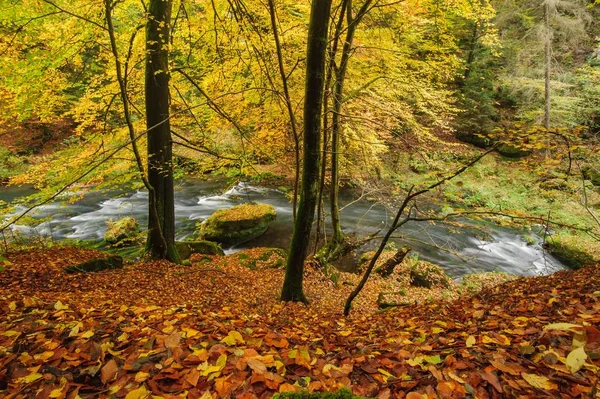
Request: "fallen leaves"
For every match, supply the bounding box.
[0,247,600,398]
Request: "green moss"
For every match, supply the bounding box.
[409,260,452,289]
[461,272,517,294]
[64,255,123,273]
[176,240,224,260]
[497,144,530,158]
[236,248,286,270]
[273,388,367,399]
[198,203,277,246]
[544,235,597,269]
[104,217,140,246]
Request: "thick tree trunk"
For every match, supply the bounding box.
[281,0,332,302]
[145,0,180,262]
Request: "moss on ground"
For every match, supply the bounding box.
[544,234,597,269]
[273,388,367,399]
[460,272,517,294]
[176,240,224,259]
[234,247,286,270]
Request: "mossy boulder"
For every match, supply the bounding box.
[544,237,596,270]
[583,166,600,187]
[104,217,140,246]
[460,272,517,294]
[175,240,224,260]
[455,131,494,148]
[497,143,530,158]
[539,178,575,193]
[199,203,276,246]
[273,388,364,399]
[64,255,123,273]
[409,261,452,288]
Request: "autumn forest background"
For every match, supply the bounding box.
[1,0,600,397]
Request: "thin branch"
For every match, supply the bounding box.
[344,146,497,315]
[39,0,107,31]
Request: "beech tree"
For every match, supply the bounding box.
[145,0,180,262]
[281,0,333,302]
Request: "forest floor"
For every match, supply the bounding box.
[1,247,600,399]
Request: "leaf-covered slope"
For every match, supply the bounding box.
[1,247,599,398]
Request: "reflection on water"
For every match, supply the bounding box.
[0,180,566,277]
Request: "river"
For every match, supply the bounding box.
[0,179,566,277]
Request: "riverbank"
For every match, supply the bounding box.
[1,246,599,398]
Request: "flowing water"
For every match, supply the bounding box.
[0,180,566,277]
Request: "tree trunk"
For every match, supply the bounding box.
[145,0,180,263]
[327,0,371,257]
[281,0,332,302]
[544,1,551,130]
[377,247,411,277]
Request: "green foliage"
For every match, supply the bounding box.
[0,147,26,182]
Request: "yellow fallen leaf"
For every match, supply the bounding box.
[448,370,465,383]
[521,373,557,390]
[125,385,150,399]
[18,372,43,384]
[135,371,150,383]
[182,327,199,338]
[544,323,581,332]
[221,330,244,346]
[199,391,212,399]
[54,301,69,311]
[566,347,587,374]
[81,331,94,339]
[466,335,476,347]
[34,351,54,361]
[338,330,352,337]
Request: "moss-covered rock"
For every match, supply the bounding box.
[539,178,575,193]
[460,272,517,294]
[64,255,123,273]
[273,388,366,399]
[409,261,452,288]
[455,131,494,148]
[104,217,140,246]
[583,166,600,187]
[176,240,224,260]
[198,203,276,246]
[497,144,530,158]
[544,237,596,269]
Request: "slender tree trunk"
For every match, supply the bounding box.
[327,0,371,258]
[281,0,332,302]
[267,0,300,221]
[314,0,349,253]
[544,1,551,130]
[462,21,479,83]
[145,0,180,262]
